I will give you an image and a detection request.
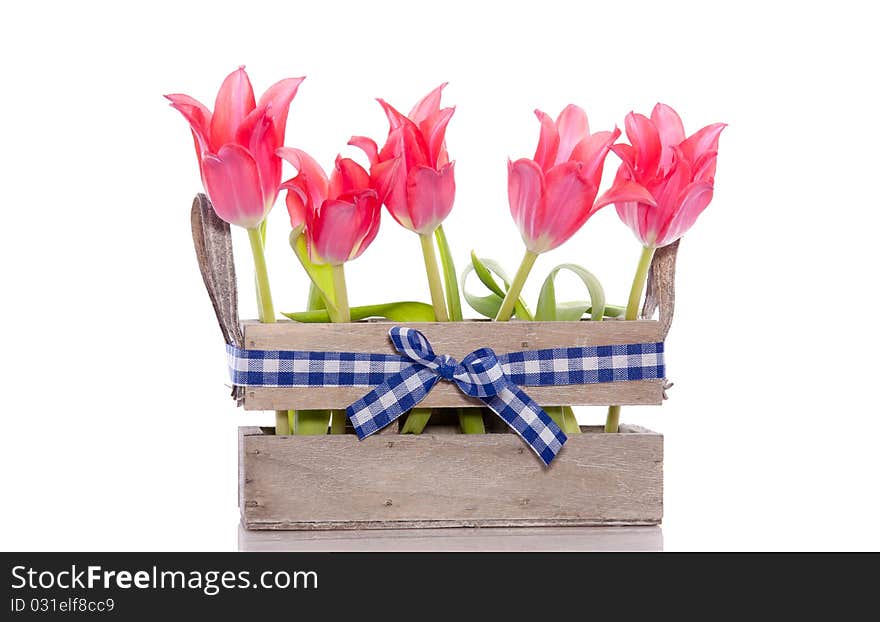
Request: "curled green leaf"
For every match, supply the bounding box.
[535,263,606,322]
[462,253,534,320]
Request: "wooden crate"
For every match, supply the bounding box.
[238,319,664,530]
[190,194,673,532]
[240,424,662,530]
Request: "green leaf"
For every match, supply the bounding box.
[462,254,534,320]
[435,226,463,322]
[471,251,507,298]
[535,263,606,322]
[562,406,581,434]
[306,282,326,312]
[289,231,338,316]
[283,301,436,323]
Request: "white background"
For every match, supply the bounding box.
[1,0,878,551]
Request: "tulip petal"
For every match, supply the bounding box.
[554,104,590,165]
[348,135,380,166]
[655,181,714,247]
[680,122,727,166]
[371,156,403,210]
[609,142,636,174]
[276,147,329,211]
[651,150,693,222]
[408,82,448,124]
[165,93,212,153]
[406,163,456,234]
[625,112,661,178]
[531,161,596,253]
[236,106,281,207]
[202,144,266,228]
[507,158,544,249]
[350,191,382,260]
[330,156,372,198]
[378,98,409,130]
[165,93,213,179]
[595,179,657,210]
[651,103,686,171]
[257,76,305,147]
[307,199,359,264]
[533,109,560,171]
[210,67,256,151]
[423,106,455,168]
[692,149,719,182]
[282,179,309,232]
[307,194,381,264]
[570,127,621,184]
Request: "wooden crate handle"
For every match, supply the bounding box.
[641,239,678,340]
[191,193,244,403]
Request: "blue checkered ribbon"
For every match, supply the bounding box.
[227,326,665,465]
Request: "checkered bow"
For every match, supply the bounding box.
[346,327,567,465]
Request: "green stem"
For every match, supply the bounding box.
[247,227,275,323]
[403,234,449,435]
[495,250,538,322]
[331,411,347,435]
[625,246,655,322]
[458,409,485,434]
[329,263,351,434]
[401,410,432,434]
[331,264,351,323]
[247,227,288,435]
[419,233,449,322]
[605,245,655,433]
[294,284,332,435]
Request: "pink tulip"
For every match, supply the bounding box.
[507,105,642,254]
[349,84,456,235]
[599,103,726,248]
[278,149,381,265]
[166,67,304,229]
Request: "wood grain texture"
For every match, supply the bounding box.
[192,193,241,348]
[243,319,662,353]
[241,320,665,410]
[192,193,244,403]
[642,239,679,340]
[244,381,663,410]
[239,425,663,530]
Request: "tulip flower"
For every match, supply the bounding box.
[600,103,726,250]
[600,103,725,432]
[279,148,381,320]
[166,67,304,436]
[350,84,456,322]
[496,105,638,321]
[166,66,304,230]
[166,67,304,322]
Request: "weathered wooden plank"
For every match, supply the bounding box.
[239,425,663,530]
[242,319,663,354]
[240,320,665,410]
[244,380,663,410]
